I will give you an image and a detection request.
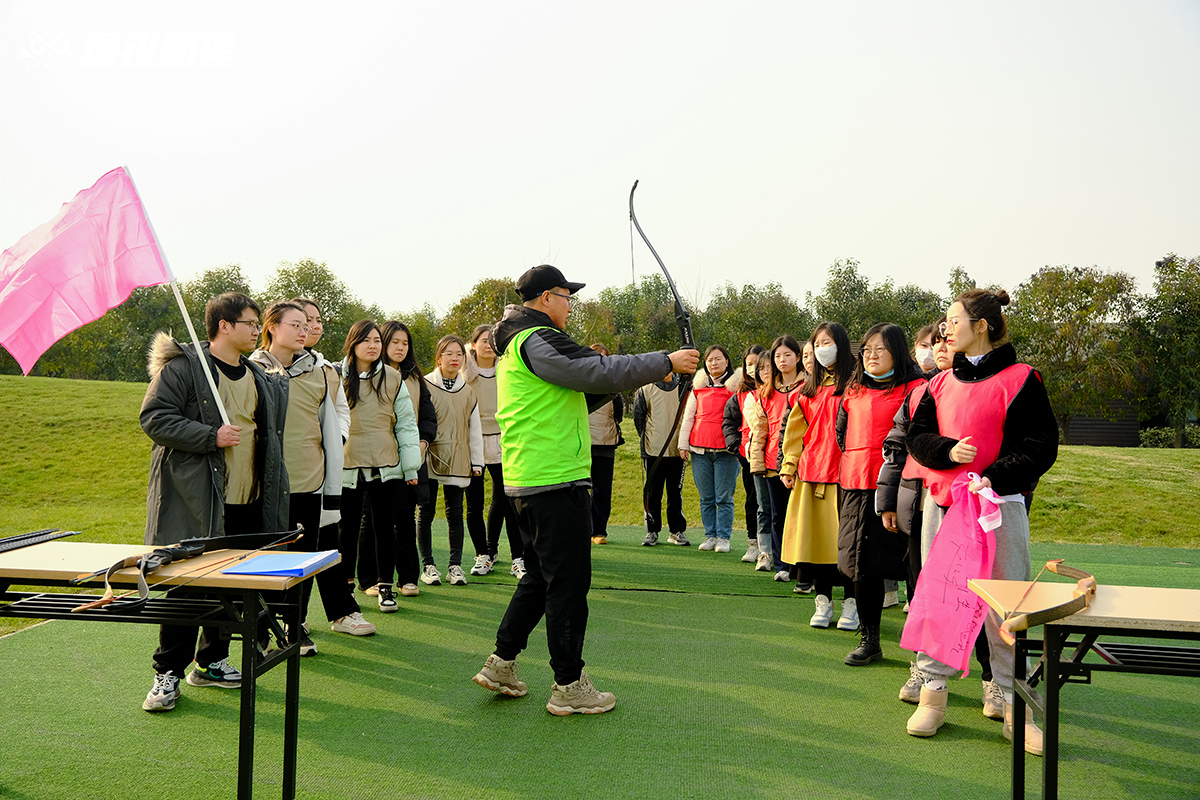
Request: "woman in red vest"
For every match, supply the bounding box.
[723,345,769,564]
[778,322,856,628]
[678,345,740,552]
[903,289,1058,752]
[751,335,805,581]
[835,323,926,666]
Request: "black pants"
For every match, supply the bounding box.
[466,463,521,560]
[340,478,400,587]
[357,482,421,588]
[418,482,465,568]
[494,485,592,686]
[642,456,686,533]
[153,500,261,676]
[589,449,616,539]
[290,494,358,623]
[738,454,759,539]
[764,475,790,571]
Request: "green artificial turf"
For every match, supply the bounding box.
[1,527,1197,800]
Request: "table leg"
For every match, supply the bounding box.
[1013,634,1027,799]
[238,589,258,800]
[1042,626,1061,800]
[282,592,301,800]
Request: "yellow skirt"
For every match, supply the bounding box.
[780,481,840,565]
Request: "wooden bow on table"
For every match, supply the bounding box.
[998,559,1097,645]
[68,528,304,613]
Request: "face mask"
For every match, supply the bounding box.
[915,348,935,370]
[815,344,837,368]
[865,368,894,381]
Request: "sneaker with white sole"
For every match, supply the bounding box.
[742,541,760,562]
[837,597,860,631]
[472,654,528,697]
[546,672,616,716]
[755,550,771,571]
[982,679,1005,720]
[883,590,900,608]
[470,554,494,576]
[298,631,317,656]
[421,564,441,585]
[143,671,180,712]
[365,584,380,597]
[186,658,242,689]
[810,595,834,628]
[773,569,789,582]
[378,583,398,612]
[642,531,659,546]
[330,611,376,636]
[793,582,815,595]
[714,538,731,553]
[400,583,420,597]
[667,532,690,546]
[510,557,527,580]
[448,565,467,586]
[698,536,718,551]
[899,662,923,704]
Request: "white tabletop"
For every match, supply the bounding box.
[969,579,1200,635]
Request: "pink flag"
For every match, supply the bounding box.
[0,167,171,374]
[900,472,1005,675]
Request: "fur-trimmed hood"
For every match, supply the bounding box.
[692,367,740,392]
[146,331,190,379]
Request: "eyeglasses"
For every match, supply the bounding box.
[281,321,311,334]
[938,317,980,337]
[231,319,262,332]
[861,347,889,357]
[547,291,577,308]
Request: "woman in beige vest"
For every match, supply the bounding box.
[465,324,524,579]
[339,320,422,614]
[417,335,484,587]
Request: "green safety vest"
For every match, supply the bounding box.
[496,326,591,487]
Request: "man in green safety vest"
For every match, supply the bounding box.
[472,265,699,715]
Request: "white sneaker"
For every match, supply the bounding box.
[698,536,718,551]
[470,554,494,576]
[982,679,1005,720]
[883,590,900,608]
[837,597,860,631]
[755,550,771,571]
[377,583,398,613]
[899,662,923,704]
[420,565,441,585]
[143,671,180,712]
[331,612,376,636]
[773,570,789,582]
[714,538,731,553]
[510,557,526,580]
[448,565,467,586]
[741,541,760,563]
[810,595,834,628]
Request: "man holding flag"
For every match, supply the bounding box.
[140,291,290,712]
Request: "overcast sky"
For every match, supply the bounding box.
[3,1,1198,318]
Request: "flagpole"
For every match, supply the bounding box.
[122,166,230,426]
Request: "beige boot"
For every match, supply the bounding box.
[1003,701,1044,756]
[906,685,948,737]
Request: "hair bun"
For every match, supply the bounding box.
[993,289,1011,306]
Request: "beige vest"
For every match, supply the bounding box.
[472,372,500,435]
[426,379,477,478]
[343,366,402,469]
[284,366,327,493]
[640,383,683,456]
[589,401,621,447]
[219,367,260,505]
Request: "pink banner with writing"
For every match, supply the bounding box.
[900,472,1005,675]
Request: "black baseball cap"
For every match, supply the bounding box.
[515,265,585,301]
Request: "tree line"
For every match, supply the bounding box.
[4,253,1198,445]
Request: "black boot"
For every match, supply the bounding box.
[844,624,883,666]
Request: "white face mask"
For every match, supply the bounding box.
[815,344,837,368]
[915,347,935,370]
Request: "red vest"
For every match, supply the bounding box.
[839,379,925,490]
[736,390,754,459]
[794,384,842,484]
[925,363,1034,506]
[900,383,928,482]
[689,385,733,449]
[760,388,792,472]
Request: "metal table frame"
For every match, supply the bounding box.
[1011,624,1200,799]
[0,546,325,800]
